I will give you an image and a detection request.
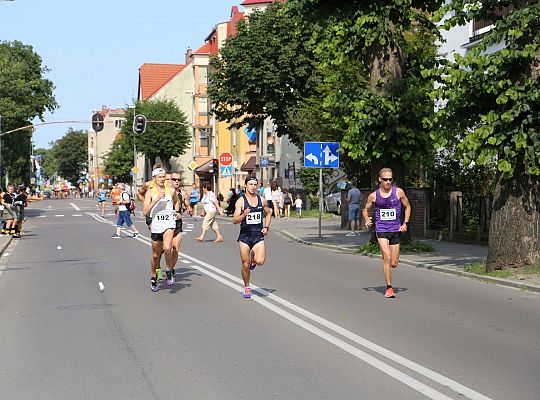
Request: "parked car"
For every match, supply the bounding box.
[323,181,349,214]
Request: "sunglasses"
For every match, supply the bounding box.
[171,178,181,182]
[381,178,393,182]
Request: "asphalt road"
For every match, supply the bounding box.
[0,198,539,400]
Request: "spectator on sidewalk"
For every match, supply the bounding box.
[263,181,274,217]
[346,182,362,236]
[1,185,18,235]
[294,194,303,218]
[271,181,282,218]
[283,189,293,218]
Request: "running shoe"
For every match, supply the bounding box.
[385,287,396,298]
[132,232,140,238]
[157,268,163,281]
[249,251,256,271]
[110,234,121,239]
[345,231,356,237]
[151,277,159,292]
[243,287,251,298]
[166,270,175,286]
[171,268,176,278]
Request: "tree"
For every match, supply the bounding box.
[286,0,444,187]
[121,99,190,172]
[0,40,57,184]
[103,135,133,183]
[433,0,540,270]
[52,129,87,183]
[208,3,317,145]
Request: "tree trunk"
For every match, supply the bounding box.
[366,39,405,97]
[486,168,540,271]
[161,155,172,173]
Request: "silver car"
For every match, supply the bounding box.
[324,181,349,214]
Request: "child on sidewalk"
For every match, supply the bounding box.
[294,194,303,219]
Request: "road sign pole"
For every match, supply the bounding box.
[319,167,323,238]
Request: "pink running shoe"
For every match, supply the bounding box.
[243,287,251,298]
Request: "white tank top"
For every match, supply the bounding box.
[150,186,176,234]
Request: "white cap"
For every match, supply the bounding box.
[152,168,166,177]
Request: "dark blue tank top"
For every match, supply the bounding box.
[240,194,264,235]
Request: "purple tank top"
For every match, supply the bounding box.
[375,187,401,232]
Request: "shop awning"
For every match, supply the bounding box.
[195,160,212,173]
[241,156,256,171]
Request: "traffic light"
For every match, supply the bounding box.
[132,114,147,134]
[92,113,104,132]
[212,158,219,174]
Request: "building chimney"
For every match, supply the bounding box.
[185,47,193,64]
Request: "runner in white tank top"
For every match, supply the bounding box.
[143,168,180,292]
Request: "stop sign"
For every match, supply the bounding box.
[219,152,233,166]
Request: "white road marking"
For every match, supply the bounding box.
[180,260,191,264]
[54,215,65,217]
[72,214,83,217]
[70,203,81,211]
[86,212,492,400]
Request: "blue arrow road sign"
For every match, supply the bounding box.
[304,142,340,168]
[221,165,232,177]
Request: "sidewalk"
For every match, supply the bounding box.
[265,216,540,294]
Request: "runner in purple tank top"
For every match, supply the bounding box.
[362,168,411,298]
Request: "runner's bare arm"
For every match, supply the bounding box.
[137,182,149,203]
[397,188,411,232]
[233,197,248,225]
[143,189,162,216]
[363,192,376,226]
[262,198,271,234]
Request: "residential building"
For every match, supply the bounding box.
[87,106,126,190]
[138,61,194,187]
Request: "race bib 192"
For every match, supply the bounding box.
[380,208,396,221]
[246,211,262,225]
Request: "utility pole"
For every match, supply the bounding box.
[0,114,2,188]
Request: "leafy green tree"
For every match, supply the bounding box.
[103,135,133,183]
[208,3,316,144]
[52,129,87,183]
[121,99,190,172]
[286,0,443,187]
[432,1,540,270]
[0,40,57,184]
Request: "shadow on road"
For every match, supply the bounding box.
[363,286,408,295]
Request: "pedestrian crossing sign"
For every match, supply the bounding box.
[221,166,232,177]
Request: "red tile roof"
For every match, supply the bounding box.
[193,42,211,55]
[138,63,185,100]
[240,0,275,5]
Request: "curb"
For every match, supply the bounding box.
[278,229,540,294]
[0,236,12,257]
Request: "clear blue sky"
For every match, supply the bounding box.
[0,0,238,149]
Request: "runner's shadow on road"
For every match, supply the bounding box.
[166,268,203,294]
[363,286,408,295]
[254,287,276,297]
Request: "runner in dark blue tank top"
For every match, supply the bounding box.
[363,168,411,299]
[233,176,272,298]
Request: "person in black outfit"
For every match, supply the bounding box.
[2,185,18,235]
[225,188,238,216]
[13,186,28,237]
